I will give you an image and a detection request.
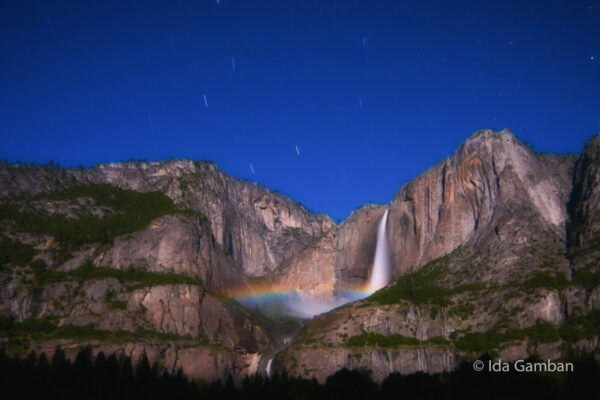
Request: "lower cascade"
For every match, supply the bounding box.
[266,359,273,377]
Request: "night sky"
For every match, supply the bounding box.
[1,1,599,221]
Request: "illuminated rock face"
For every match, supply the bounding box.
[272,204,387,298]
[275,132,600,382]
[272,129,576,299]
[386,129,573,276]
[1,130,599,382]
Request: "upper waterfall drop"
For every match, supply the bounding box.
[236,209,393,317]
[366,209,391,293]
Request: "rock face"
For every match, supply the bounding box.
[272,204,387,296]
[387,129,573,275]
[274,130,600,382]
[0,159,326,380]
[1,129,600,383]
[98,215,246,293]
[273,346,456,383]
[569,135,600,249]
[0,160,329,279]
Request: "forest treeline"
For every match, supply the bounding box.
[1,346,599,400]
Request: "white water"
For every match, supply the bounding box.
[239,210,392,319]
[366,210,391,293]
[266,358,273,377]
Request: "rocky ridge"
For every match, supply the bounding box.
[273,130,600,382]
[1,129,599,382]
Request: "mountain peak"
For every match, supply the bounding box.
[464,128,518,145]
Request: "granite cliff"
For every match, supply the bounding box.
[274,130,600,382]
[1,129,599,382]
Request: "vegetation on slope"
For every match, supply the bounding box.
[0,183,192,255]
[558,310,600,342]
[0,237,35,267]
[346,333,421,347]
[523,271,569,291]
[367,256,451,306]
[0,315,193,346]
[345,312,600,353]
[28,259,203,289]
[521,268,600,292]
[367,254,479,307]
[571,267,600,291]
[453,320,560,352]
[345,332,450,348]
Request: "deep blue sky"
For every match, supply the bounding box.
[1,0,599,221]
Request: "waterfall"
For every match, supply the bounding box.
[366,210,391,293]
[266,358,273,377]
[238,210,392,318]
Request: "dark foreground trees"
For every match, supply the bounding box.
[1,347,599,400]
